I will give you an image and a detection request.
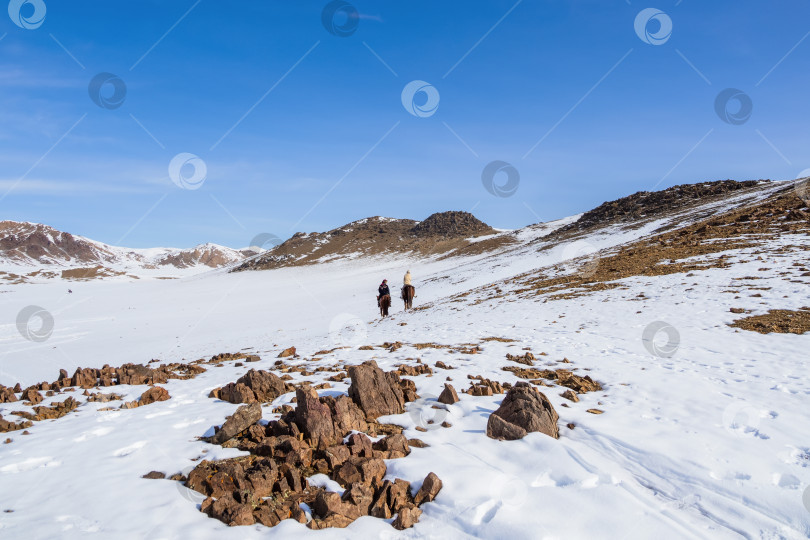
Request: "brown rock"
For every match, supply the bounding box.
[213,403,263,445]
[393,505,422,530]
[414,472,442,505]
[486,382,559,440]
[294,386,337,447]
[0,386,17,404]
[331,395,369,434]
[138,386,170,406]
[278,347,296,358]
[347,361,405,420]
[20,388,43,405]
[142,471,165,479]
[560,389,579,402]
[437,383,459,405]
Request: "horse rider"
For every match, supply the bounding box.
[403,270,412,287]
[378,279,390,306]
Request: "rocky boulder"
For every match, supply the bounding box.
[437,383,459,405]
[213,403,263,444]
[347,361,406,420]
[210,369,293,404]
[486,382,559,440]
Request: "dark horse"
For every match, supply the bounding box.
[378,294,391,317]
[401,285,415,310]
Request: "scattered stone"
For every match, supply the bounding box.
[210,369,293,404]
[586,409,604,415]
[437,384,459,405]
[414,472,442,505]
[139,386,170,406]
[212,403,263,445]
[560,389,579,402]
[142,471,166,479]
[278,347,297,358]
[486,382,559,441]
[506,352,535,366]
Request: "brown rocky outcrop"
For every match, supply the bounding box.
[210,369,293,404]
[486,382,559,440]
[212,403,263,445]
[348,361,408,420]
[184,369,440,531]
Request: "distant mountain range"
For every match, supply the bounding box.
[1,179,788,283]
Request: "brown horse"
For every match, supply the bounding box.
[401,285,415,310]
[378,294,391,317]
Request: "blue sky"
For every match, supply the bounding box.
[1,0,809,248]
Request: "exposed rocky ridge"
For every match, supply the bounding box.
[234,212,496,272]
[552,180,764,236]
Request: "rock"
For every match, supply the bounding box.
[215,370,291,404]
[587,408,604,415]
[347,361,405,420]
[486,382,559,440]
[294,386,337,447]
[560,389,579,402]
[20,388,43,405]
[374,433,410,456]
[239,369,290,402]
[393,505,422,530]
[138,386,170,406]
[414,472,442,505]
[330,395,369,434]
[437,383,459,405]
[0,386,17,404]
[142,471,165,479]
[506,352,535,366]
[486,414,527,440]
[213,403,263,444]
[278,347,296,358]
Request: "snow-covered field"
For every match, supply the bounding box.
[1,188,809,539]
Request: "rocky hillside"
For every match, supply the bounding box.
[553,179,766,235]
[235,212,496,272]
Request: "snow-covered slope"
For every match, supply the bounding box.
[0,180,808,539]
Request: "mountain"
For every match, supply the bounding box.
[1,177,809,539]
[234,211,498,271]
[0,221,247,282]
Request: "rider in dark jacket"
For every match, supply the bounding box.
[378,280,390,303]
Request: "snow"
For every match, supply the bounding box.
[1,184,809,538]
